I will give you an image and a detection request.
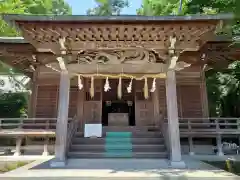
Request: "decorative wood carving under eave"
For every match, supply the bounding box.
[0,56,33,76]
[69,49,165,65]
[178,42,240,69]
[17,22,218,54]
[0,43,57,73]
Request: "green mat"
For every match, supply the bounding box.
[106,132,132,138]
[105,132,132,158]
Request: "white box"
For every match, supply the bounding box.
[84,124,102,138]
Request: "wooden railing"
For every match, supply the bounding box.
[179,118,240,135]
[66,116,79,152]
[164,118,240,155]
[0,117,73,156]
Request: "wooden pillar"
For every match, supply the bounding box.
[42,137,49,156]
[153,80,160,127]
[50,71,70,167]
[14,137,22,156]
[216,134,224,156]
[201,71,209,118]
[28,69,38,117]
[77,86,84,131]
[165,70,185,168]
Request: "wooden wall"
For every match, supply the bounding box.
[33,68,208,122]
[35,85,58,118]
[34,76,79,118]
[83,78,102,124]
[157,69,208,119]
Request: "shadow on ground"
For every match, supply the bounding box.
[20,158,237,180]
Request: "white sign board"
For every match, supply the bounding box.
[84,124,102,138]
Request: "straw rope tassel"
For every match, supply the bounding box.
[117,77,122,99]
[78,75,83,90]
[90,76,94,98]
[144,77,149,99]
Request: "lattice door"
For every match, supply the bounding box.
[135,80,154,126]
[83,78,102,124]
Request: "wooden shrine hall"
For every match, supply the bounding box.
[0,14,239,168]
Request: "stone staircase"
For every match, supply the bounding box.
[68,126,168,158]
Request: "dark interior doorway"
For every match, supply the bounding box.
[102,101,135,126]
[102,79,136,126]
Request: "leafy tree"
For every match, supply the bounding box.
[186,0,240,15]
[0,0,26,37]
[137,0,188,15]
[0,0,72,37]
[22,0,72,15]
[0,92,28,118]
[87,0,129,15]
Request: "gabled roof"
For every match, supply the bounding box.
[2,14,233,23]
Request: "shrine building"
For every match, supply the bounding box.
[0,14,239,168]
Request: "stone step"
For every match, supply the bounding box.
[70,144,166,152]
[68,152,168,159]
[72,137,165,145]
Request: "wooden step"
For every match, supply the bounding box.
[72,137,165,145]
[68,152,168,159]
[70,144,166,152]
[69,126,167,159]
[75,132,163,138]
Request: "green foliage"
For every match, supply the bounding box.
[0,0,72,37]
[0,0,26,36]
[137,0,188,15]
[206,62,240,117]
[0,92,28,118]
[205,161,240,176]
[87,0,129,15]
[0,161,29,173]
[186,0,240,35]
[186,0,239,15]
[22,0,72,15]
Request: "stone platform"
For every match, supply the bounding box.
[0,157,237,180]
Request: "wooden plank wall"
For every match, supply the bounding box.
[68,86,78,118]
[34,76,78,118]
[35,85,58,118]
[157,70,207,118]
[83,78,102,124]
[135,79,154,126]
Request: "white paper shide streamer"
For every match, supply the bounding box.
[127,78,133,93]
[104,77,111,92]
[78,75,83,90]
[150,78,156,92]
